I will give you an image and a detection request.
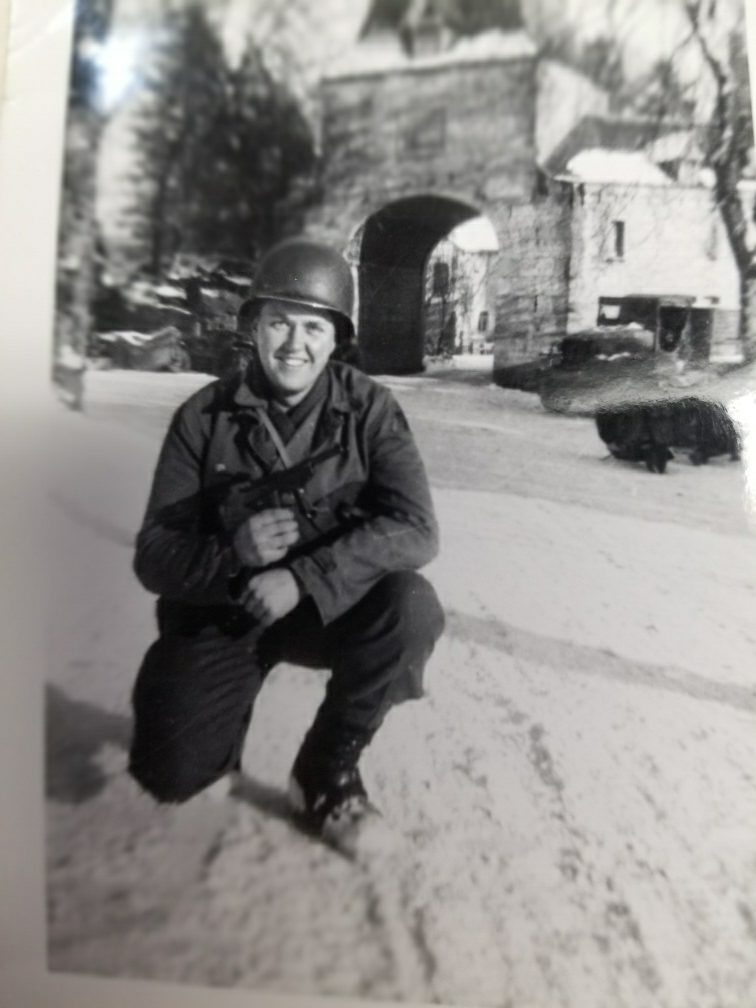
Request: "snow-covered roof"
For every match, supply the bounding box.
[558,149,673,186]
[323,28,536,80]
[644,130,702,165]
[542,115,695,177]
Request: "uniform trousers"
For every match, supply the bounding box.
[129,571,444,803]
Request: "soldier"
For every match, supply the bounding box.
[128,238,445,853]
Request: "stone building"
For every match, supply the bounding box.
[423,236,496,355]
[518,119,748,369]
[563,176,741,362]
[307,0,750,376]
[307,0,541,373]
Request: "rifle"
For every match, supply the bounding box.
[211,443,342,535]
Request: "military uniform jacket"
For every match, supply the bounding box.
[134,361,440,626]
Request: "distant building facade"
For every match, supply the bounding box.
[492,119,749,374]
[423,239,495,355]
[565,176,741,360]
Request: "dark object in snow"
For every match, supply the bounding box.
[596,398,740,474]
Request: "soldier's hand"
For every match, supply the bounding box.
[242,569,301,627]
[233,508,299,567]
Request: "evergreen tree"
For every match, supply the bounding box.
[129,5,229,277]
[182,41,316,260]
[129,11,316,273]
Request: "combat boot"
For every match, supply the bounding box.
[287,722,383,856]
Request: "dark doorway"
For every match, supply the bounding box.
[688,308,713,364]
[658,305,687,352]
[357,195,479,373]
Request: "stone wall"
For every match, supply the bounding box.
[490,188,572,372]
[317,55,537,221]
[308,55,539,372]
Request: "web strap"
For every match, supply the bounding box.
[256,407,294,470]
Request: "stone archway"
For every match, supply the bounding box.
[355,195,480,373]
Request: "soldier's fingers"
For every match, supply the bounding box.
[254,524,297,545]
[241,581,265,607]
[241,590,261,614]
[253,526,299,550]
[269,518,299,535]
[257,545,288,563]
[242,591,275,626]
[266,527,299,546]
[251,508,296,527]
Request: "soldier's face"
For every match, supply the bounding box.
[255,299,336,404]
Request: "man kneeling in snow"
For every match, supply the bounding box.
[128,238,444,852]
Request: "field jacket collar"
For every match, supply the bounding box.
[227,361,353,469]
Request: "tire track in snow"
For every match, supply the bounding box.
[444,609,756,715]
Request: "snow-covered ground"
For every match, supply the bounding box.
[46,368,756,1008]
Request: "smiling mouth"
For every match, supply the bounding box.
[276,355,309,368]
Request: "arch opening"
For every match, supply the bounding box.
[423,215,499,360]
[355,195,485,374]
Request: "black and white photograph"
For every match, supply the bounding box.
[30,0,756,1005]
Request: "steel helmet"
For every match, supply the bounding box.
[246,237,355,342]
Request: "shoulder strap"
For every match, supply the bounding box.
[255,407,293,469]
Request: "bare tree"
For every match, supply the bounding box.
[684,0,755,361]
[531,0,754,362]
[129,5,229,277]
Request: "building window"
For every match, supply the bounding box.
[612,220,625,259]
[599,303,621,323]
[477,310,489,333]
[432,260,450,296]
